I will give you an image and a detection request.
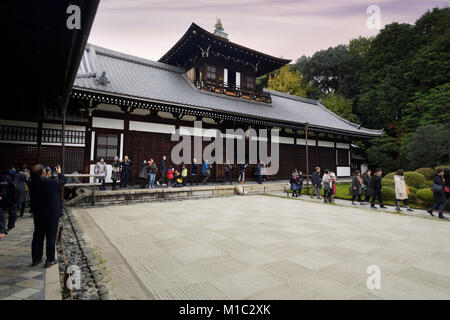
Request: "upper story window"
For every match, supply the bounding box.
[206,65,216,81]
[243,75,255,90]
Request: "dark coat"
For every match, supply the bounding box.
[432,175,446,204]
[362,174,371,188]
[159,159,166,173]
[148,162,157,174]
[30,174,67,220]
[255,164,262,176]
[138,162,148,179]
[238,164,246,172]
[351,176,363,195]
[120,160,133,175]
[15,171,30,203]
[311,172,321,186]
[191,163,198,175]
[369,175,382,192]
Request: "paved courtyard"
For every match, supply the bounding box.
[74,195,450,300]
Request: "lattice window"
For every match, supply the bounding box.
[96,133,119,161]
[243,75,255,90]
[42,128,85,144]
[337,149,349,166]
[206,65,216,81]
[0,125,38,142]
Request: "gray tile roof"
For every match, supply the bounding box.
[74,44,382,137]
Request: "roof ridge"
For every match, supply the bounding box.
[87,44,185,73]
[266,89,318,105]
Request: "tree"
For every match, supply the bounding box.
[366,135,403,173]
[320,93,359,123]
[403,125,450,169]
[267,65,315,97]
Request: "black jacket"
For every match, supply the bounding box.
[30,174,67,220]
[159,159,166,173]
[432,175,446,204]
[362,174,371,188]
[311,172,321,186]
[369,174,382,191]
[191,163,198,175]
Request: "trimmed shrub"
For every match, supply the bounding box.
[435,165,450,172]
[415,168,435,180]
[381,186,396,201]
[416,188,434,205]
[425,180,433,187]
[403,172,426,189]
[384,172,396,179]
[408,193,417,201]
[418,184,429,190]
[382,178,395,188]
[408,186,418,194]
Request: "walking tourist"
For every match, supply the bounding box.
[157,155,167,186]
[223,161,232,185]
[444,168,450,210]
[238,163,247,184]
[30,164,67,267]
[322,169,333,203]
[362,170,372,203]
[290,169,300,197]
[119,155,133,188]
[111,156,120,190]
[297,170,304,195]
[65,168,82,200]
[148,158,157,188]
[202,160,211,185]
[138,159,149,189]
[174,170,183,187]
[191,158,199,186]
[427,168,448,219]
[351,170,364,205]
[370,169,386,209]
[310,167,322,199]
[394,169,414,212]
[94,157,107,190]
[330,171,336,202]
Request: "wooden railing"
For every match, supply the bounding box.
[195,80,272,103]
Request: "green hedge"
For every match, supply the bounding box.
[384,172,396,179]
[416,188,434,205]
[408,193,417,201]
[425,180,433,187]
[381,178,395,188]
[435,165,450,171]
[418,184,429,189]
[381,186,396,201]
[404,172,426,189]
[408,186,418,194]
[415,168,436,180]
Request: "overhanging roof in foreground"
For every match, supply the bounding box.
[73,44,383,138]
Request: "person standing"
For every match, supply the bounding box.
[181,164,188,186]
[0,170,18,232]
[94,158,107,190]
[330,171,337,203]
[222,161,232,185]
[370,169,386,209]
[111,156,120,190]
[297,170,304,196]
[202,160,211,185]
[156,155,167,186]
[138,159,149,189]
[15,164,30,217]
[148,159,157,189]
[166,164,174,188]
[393,169,413,212]
[362,170,372,204]
[238,163,247,184]
[310,167,322,199]
[29,164,67,267]
[427,168,448,219]
[191,158,199,186]
[256,161,263,184]
[119,156,133,188]
[322,169,333,203]
[351,170,364,205]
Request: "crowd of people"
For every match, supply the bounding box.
[0,163,67,267]
[91,155,270,190]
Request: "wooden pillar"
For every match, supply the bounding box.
[305,123,310,194]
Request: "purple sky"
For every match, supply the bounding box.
[87,0,449,62]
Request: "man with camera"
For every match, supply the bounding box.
[29,164,66,267]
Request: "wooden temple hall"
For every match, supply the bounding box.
[1,19,382,182]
